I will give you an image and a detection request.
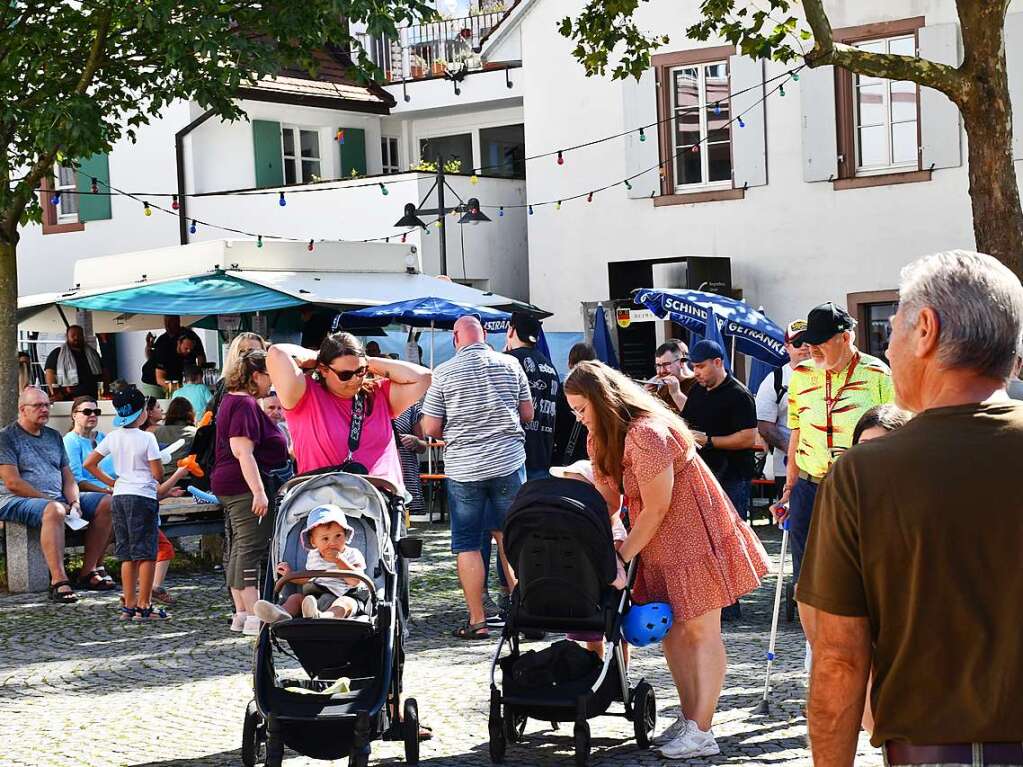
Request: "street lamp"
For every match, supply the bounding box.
[457,197,491,225]
[394,203,427,229]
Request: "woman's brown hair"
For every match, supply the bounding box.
[316,331,380,403]
[68,395,99,433]
[564,360,689,483]
[224,349,269,397]
[164,397,196,426]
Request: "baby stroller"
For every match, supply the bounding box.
[488,477,656,767]
[242,471,423,767]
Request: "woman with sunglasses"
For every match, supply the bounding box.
[267,333,432,489]
[62,396,117,591]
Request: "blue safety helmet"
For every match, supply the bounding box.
[622,602,673,647]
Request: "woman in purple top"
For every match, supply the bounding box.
[212,350,289,636]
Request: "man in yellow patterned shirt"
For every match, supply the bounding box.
[773,302,894,584]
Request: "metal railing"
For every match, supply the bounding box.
[358,11,508,83]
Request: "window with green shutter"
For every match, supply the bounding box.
[338,127,367,177]
[75,154,111,221]
[252,120,284,188]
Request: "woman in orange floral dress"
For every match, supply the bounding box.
[564,361,770,759]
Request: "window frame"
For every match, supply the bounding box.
[833,17,930,190]
[280,125,322,184]
[53,164,80,223]
[381,136,401,174]
[38,175,85,235]
[847,290,899,362]
[653,45,744,205]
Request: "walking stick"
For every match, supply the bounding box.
[754,518,789,715]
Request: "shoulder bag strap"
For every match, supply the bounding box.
[347,390,366,461]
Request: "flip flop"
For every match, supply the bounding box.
[452,621,489,640]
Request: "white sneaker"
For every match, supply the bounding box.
[652,714,689,747]
[659,725,720,759]
[301,595,322,619]
[253,600,292,624]
[230,612,249,632]
[242,615,262,636]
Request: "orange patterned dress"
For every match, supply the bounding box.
[592,417,770,622]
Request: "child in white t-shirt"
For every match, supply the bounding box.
[253,504,368,624]
[84,387,188,622]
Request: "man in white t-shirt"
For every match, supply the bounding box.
[755,320,811,493]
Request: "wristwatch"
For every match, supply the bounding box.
[706,435,714,449]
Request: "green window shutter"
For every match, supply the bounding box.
[252,120,284,187]
[339,127,367,177]
[76,154,111,221]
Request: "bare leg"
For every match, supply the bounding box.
[39,502,69,586]
[81,496,113,573]
[492,532,516,592]
[239,585,259,614]
[325,596,358,619]
[137,560,156,607]
[121,561,139,608]
[456,550,487,625]
[666,609,726,732]
[281,593,304,616]
[230,588,247,614]
[153,559,170,589]
[862,671,875,733]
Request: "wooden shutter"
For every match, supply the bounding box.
[800,65,838,182]
[339,127,367,177]
[75,154,111,221]
[252,120,284,188]
[621,69,660,198]
[1006,13,1023,159]
[919,23,963,170]
[729,55,767,188]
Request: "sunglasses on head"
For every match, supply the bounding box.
[76,408,102,416]
[329,365,368,382]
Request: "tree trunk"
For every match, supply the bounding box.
[0,237,19,424]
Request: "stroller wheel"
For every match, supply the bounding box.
[488,706,506,763]
[503,706,527,743]
[241,700,265,767]
[573,720,590,767]
[403,698,420,765]
[631,681,656,749]
[349,744,371,767]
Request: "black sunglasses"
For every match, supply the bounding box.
[76,408,102,416]
[329,365,368,382]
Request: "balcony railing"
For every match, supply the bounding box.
[358,10,508,83]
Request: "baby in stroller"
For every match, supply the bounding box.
[254,505,370,623]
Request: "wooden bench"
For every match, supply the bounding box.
[3,497,223,593]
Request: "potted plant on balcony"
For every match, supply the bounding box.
[409,54,427,80]
[432,57,447,76]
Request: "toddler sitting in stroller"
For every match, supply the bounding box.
[254,505,369,623]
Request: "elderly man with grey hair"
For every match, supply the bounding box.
[797,250,1023,767]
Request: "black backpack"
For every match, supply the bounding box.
[511,640,600,689]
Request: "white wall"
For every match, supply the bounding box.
[518,0,982,331]
[384,66,523,116]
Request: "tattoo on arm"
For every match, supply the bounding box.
[758,421,790,453]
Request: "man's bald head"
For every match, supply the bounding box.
[453,315,485,350]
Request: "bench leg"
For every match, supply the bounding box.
[6,524,52,593]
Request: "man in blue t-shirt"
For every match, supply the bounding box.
[505,313,560,481]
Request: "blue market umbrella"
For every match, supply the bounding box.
[704,307,731,373]
[633,288,789,367]
[748,357,776,396]
[340,296,511,331]
[592,305,619,369]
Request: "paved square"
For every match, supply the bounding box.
[0,523,882,766]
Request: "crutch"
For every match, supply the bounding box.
[754,517,789,715]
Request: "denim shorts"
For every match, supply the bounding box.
[111,495,160,562]
[0,491,106,527]
[447,465,526,554]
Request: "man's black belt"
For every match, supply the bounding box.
[797,470,825,485]
[885,741,1023,766]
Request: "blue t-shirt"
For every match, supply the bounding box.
[63,431,117,486]
[0,423,69,509]
[172,383,213,418]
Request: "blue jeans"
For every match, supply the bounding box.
[525,468,550,482]
[719,478,751,522]
[447,465,526,554]
[0,491,106,526]
[788,477,819,583]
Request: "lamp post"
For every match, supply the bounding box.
[394,161,490,276]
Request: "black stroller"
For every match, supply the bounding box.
[242,471,422,767]
[488,477,656,767]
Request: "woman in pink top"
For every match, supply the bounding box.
[267,333,432,491]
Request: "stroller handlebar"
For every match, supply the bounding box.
[273,570,379,611]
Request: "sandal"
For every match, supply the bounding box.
[77,569,115,591]
[133,605,170,622]
[118,606,137,621]
[151,587,176,605]
[452,621,489,640]
[48,580,78,604]
[418,724,434,742]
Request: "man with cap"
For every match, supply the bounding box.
[755,320,811,496]
[773,302,893,588]
[680,339,758,520]
[505,312,560,480]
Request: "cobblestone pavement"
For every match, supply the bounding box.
[0,522,882,767]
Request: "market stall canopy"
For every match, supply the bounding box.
[633,287,789,367]
[338,297,511,332]
[16,292,207,334]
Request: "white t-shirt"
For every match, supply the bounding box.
[95,428,162,499]
[306,545,367,597]
[755,364,794,479]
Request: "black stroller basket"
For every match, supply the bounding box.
[488,477,656,766]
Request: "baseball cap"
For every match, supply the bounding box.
[509,312,541,344]
[112,386,146,427]
[785,319,808,343]
[550,460,595,484]
[689,339,725,364]
[791,302,857,347]
[301,504,356,549]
